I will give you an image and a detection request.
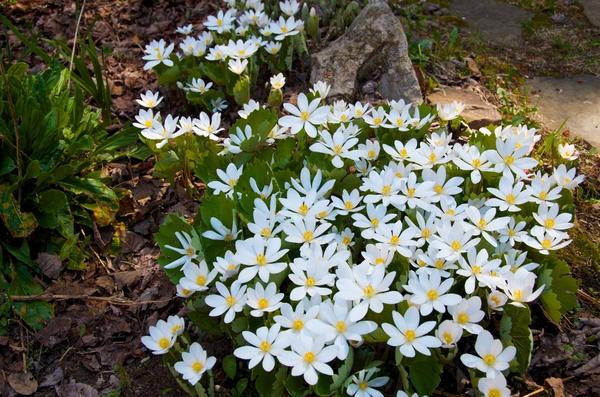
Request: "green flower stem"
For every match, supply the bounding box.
[396,351,411,392]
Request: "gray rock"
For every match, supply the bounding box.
[581,0,600,27]
[310,0,422,103]
[450,0,532,47]
[427,87,502,129]
[526,76,600,148]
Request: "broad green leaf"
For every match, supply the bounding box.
[538,257,579,324]
[223,354,237,379]
[59,176,117,202]
[406,354,442,395]
[0,184,38,238]
[154,214,200,284]
[500,304,533,374]
[8,264,54,330]
[330,348,354,392]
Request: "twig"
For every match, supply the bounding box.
[9,293,173,306]
[68,0,86,90]
[578,289,600,308]
[522,387,546,397]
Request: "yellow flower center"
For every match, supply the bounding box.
[390,235,400,245]
[158,337,170,349]
[428,152,438,163]
[490,295,501,306]
[373,117,382,125]
[226,295,236,306]
[382,185,392,196]
[375,257,385,265]
[192,361,204,373]
[281,26,289,33]
[443,332,454,345]
[434,184,444,194]
[513,289,523,301]
[367,149,376,158]
[303,231,314,242]
[472,265,481,275]
[181,288,191,295]
[228,179,238,187]
[258,297,269,309]
[303,351,315,364]
[259,340,271,352]
[505,193,516,205]
[335,320,347,333]
[539,191,548,200]
[359,381,369,390]
[545,218,556,228]
[508,229,516,237]
[427,289,439,301]
[505,155,514,165]
[471,158,481,168]
[542,239,552,249]
[371,218,380,227]
[421,228,431,239]
[451,240,462,251]
[300,111,310,121]
[363,284,375,298]
[344,201,354,210]
[488,389,502,397]
[226,263,237,271]
[479,219,487,229]
[261,228,271,238]
[171,324,182,334]
[404,329,416,342]
[144,120,153,128]
[407,187,416,198]
[457,313,469,324]
[306,277,316,287]
[217,18,224,26]
[340,114,348,122]
[318,210,328,219]
[298,203,309,215]
[342,236,351,245]
[435,259,444,269]
[256,254,267,266]
[292,319,304,331]
[196,275,206,286]
[483,354,496,366]
[333,144,343,155]
[418,259,427,267]
[447,209,456,216]
[399,148,408,158]
[396,118,405,127]
[186,247,195,257]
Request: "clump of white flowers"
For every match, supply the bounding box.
[136,9,582,392]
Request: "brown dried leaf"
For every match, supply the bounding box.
[545,377,566,397]
[7,372,38,395]
[36,253,62,279]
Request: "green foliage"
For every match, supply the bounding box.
[0,62,136,330]
[500,305,533,374]
[538,255,579,324]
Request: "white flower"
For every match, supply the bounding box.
[271,16,302,40]
[136,90,163,108]
[403,271,461,315]
[436,320,463,348]
[487,171,530,212]
[553,164,584,190]
[331,189,364,215]
[246,282,284,317]
[501,268,544,306]
[133,108,160,131]
[224,39,258,59]
[498,217,527,246]
[280,0,300,16]
[422,165,464,203]
[310,81,331,98]
[478,376,511,397]
[372,221,418,258]
[363,107,387,128]
[289,247,337,300]
[234,236,289,283]
[179,260,218,292]
[335,263,403,321]
[205,280,247,323]
[457,248,502,293]
[174,343,216,385]
[487,290,508,311]
[175,24,193,35]
[428,220,480,262]
[187,78,212,93]
[270,73,286,89]
[278,335,338,385]
[382,306,441,357]
[488,137,538,178]
[452,144,494,184]
[352,203,396,238]
[532,203,573,238]
[449,296,485,334]
[176,283,194,298]
[460,330,516,378]
[522,227,571,255]
[310,127,363,168]
[284,217,334,246]
[275,300,320,344]
[205,10,236,34]
[279,93,329,138]
[193,112,224,140]
[347,368,389,397]
[214,251,240,281]
[142,39,174,70]
[202,217,240,241]
[557,143,579,161]
[234,324,286,371]
[228,58,249,74]
[141,320,176,355]
[163,231,198,269]
[238,100,261,119]
[207,163,244,197]
[436,101,465,121]
[306,300,377,360]
[141,114,182,149]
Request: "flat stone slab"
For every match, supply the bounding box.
[526,76,600,148]
[450,0,533,47]
[427,87,502,129]
[581,0,600,27]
